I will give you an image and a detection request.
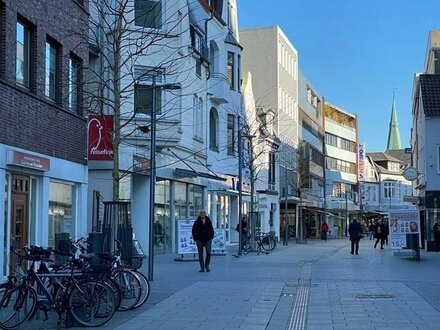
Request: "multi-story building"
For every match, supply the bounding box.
[324,102,358,236]
[87,0,243,256]
[297,70,325,238]
[240,25,299,239]
[411,30,440,248]
[0,0,89,276]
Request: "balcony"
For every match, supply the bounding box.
[208,73,230,104]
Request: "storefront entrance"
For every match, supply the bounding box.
[10,175,29,262]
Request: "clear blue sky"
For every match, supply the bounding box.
[237,0,440,152]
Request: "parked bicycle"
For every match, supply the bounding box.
[242,233,276,255]
[0,245,117,329]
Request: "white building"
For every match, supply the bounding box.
[240,26,299,239]
[324,102,358,236]
[87,0,244,259]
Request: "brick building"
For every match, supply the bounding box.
[0,0,89,276]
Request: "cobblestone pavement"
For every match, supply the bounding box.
[20,237,440,329]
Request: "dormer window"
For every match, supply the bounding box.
[388,162,400,172]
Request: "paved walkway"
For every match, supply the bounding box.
[25,237,440,329]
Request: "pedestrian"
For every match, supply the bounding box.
[348,218,363,255]
[433,218,440,252]
[374,219,386,249]
[192,210,214,272]
[320,221,329,241]
[368,222,375,240]
[384,220,389,245]
[236,216,248,249]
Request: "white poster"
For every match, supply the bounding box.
[212,228,226,253]
[389,209,420,250]
[176,219,197,254]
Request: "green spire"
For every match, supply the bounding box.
[386,93,402,151]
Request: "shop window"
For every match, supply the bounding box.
[48,181,76,248]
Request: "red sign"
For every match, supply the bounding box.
[88,115,114,160]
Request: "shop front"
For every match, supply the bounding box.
[0,146,88,279]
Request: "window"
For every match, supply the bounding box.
[135,0,162,29]
[388,162,400,172]
[45,41,57,100]
[227,52,234,89]
[16,21,31,87]
[237,54,241,89]
[209,108,218,151]
[69,57,80,111]
[134,85,161,115]
[193,95,203,139]
[268,151,276,190]
[325,133,337,147]
[227,114,235,155]
[48,181,76,248]
[384,181,396,199]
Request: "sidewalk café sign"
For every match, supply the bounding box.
[176,219,197,255]
[212,228,226,255]
[389,209,420,250]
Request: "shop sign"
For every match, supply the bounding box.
[9,151,50,171]
[88,115,114,160]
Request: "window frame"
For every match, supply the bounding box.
[209,108,219,151]
[193,95,203,140]
[134,0,162,29]
[227,51,235,90]
[16,20,31,88]
[45,40,57,100]
[227,114,235,155]
[68,56,80,112]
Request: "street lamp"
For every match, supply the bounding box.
[148,76,181,281]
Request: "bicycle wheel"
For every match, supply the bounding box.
[68,280,116,327]
[261,235,276,252]
[112,270,141,311]
[0,285,37,330]
[132,271,150,309]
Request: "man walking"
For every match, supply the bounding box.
[348,218,363,255]
[192,210,214,272]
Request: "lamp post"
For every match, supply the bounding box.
[148,77,181,281]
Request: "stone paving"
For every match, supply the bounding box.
[21,237,440,329]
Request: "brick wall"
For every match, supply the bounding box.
[0,0,89,164]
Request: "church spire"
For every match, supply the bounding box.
[386,92,402,151]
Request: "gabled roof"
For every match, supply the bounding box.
[420,74,440,116]
[386,149,411,166]
[367,152,401,163]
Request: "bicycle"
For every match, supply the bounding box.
[242,233,277,255]
[0,245,117,329]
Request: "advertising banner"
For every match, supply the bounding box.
[176,219,197,254]
[389,209,420,250]
[88,115,114,160]
[212,228,226,254]
[358,143,365,181]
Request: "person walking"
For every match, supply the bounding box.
[433,218,440,252]
[348,218,363,255]
[368,222,375,240]
[374,219,386,249]
[192,210,214,272]
[236,216,248,249]
[320,221,329,241]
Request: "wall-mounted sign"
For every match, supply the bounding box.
[88,115,114,160]
[358,143,365,181]
[8,151,50,171]
[133,155,149,174]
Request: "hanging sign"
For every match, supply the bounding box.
[88,115,114,160]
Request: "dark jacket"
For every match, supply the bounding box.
[434,222,440,242]
[348,220,363,241]
[192,216,214,244]
[374,223,386,239]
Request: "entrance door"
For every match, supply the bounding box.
[10,176,30,254]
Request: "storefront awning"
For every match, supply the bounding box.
[175,168,226,181]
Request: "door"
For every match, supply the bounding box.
[10,176,30,259]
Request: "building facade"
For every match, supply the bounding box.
[0,0,89,277]
[324,102,358,236]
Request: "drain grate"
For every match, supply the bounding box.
[354,293,395,299]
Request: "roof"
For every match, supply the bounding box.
[419,74,440,116]
[386,95,402,150]
[367,152,401,163]
[386,149,411,166]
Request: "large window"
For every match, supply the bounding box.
[48,181,76,248]
[16,21,31,88]
[209,108,218,151]
[45,41,57,100]
[227,52,234,89]
[384,181,397,199]
[134,85,161,115]
[69,57,80,112]
[134,0,162,29]
[175,182,204,219]
[193,95,203,139]
[227,114,235,155]
[268,151,276,190]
